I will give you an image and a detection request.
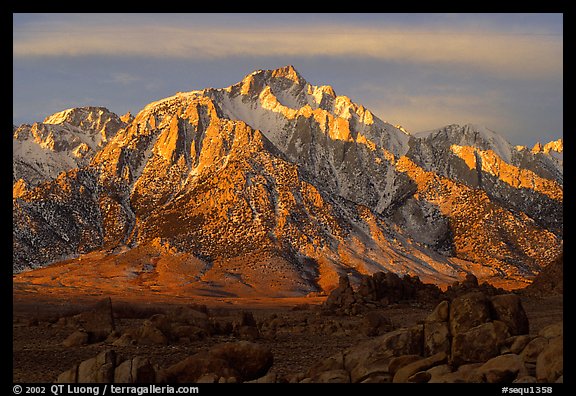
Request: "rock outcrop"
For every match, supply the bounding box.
[294,290,562,383]
[56,341,273,384]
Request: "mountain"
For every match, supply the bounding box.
[13,106,130,197]
[12,66,563,295]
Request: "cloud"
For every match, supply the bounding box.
[110,72,141,85]
[364,88,507,134]
[13,19,562,80]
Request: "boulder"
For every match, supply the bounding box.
[451,321,510,366]
[423,321,451,357]
[449,291,492,336]
[477,353,528,383]
[536,336,563,382]
[62,330,89,347]
[238,325,260,341]
[158,340,273,383]
[505,335,533,355]
[489,294,529,335]
[520,337,548,364]
[145,314,172,336]
[393,352,447,383]
[233,311,261,340]
[56,364,79,383]
[388,355,422,375]
[344,325,423,382]
[71,297,116,342]
[112,333,136,347]
[158,352,235,383]
[137,322,168,345]
[426,364,452,382]
[425,300,450,323]
[312,369,351,383]
[168,306,209,330]
[323,274,357,313]
[171,325,208,342]
[407,371,432,383]
[538,322,563,339]
[428,363,483,383]
[196,373,220,383]
[76,349,116,383]
[114,357,157,383]
[245,372,277,383]
[306,352,345,378]
[208,341,273,381]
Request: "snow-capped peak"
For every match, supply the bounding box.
[13,106,128,190]
[43,106,112,125]
[414,123,515,163]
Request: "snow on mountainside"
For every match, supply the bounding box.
[201,65,412,214]
[12,66,563,294]
[407,124,562,236]
[13,107,129,197]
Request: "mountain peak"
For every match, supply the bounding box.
[270,65,304,84]
[43,106,112,125]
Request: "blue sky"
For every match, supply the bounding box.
[13,13,563,147]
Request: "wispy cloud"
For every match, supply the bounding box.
[366,88,507,133]
[13,19,562,79]
[110,72,141,85]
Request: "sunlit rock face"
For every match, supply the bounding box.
[13,106,128,197]
[12,66,562,294]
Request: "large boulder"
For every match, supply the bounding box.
[159,341,273,383]
[423,321,451,357]
[310,369,351,383]
[208,341,273,381]
[123,309,212,345]
[157,352,235,383]
[136,320,169,345]
[520,337,548,365]
[451,321,510,366]
[114,357,157,383]
[392,352,447,383]
[489,294,529,335]
[233,311,261,341]
[449,291,492,336]
[423,300,451,356]
[536,335,563,382]
[477,354,528,383]
[56,350,159,384]
[305,352,345,379]
[323,274,357,314]
[57,298,116,343]
[75,350,116,383]
[62,330,89,347]
[343,325,424,382]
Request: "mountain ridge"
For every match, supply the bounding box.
[12,66,563,295]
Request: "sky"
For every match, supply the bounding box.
[13,13,563,147]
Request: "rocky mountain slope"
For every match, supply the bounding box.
[13,107,131,197]
[12,66,563,294]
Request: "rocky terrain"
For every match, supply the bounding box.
[13,268,563,384]
[12,66,563,384]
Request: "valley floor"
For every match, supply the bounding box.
[12,290,563,383]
